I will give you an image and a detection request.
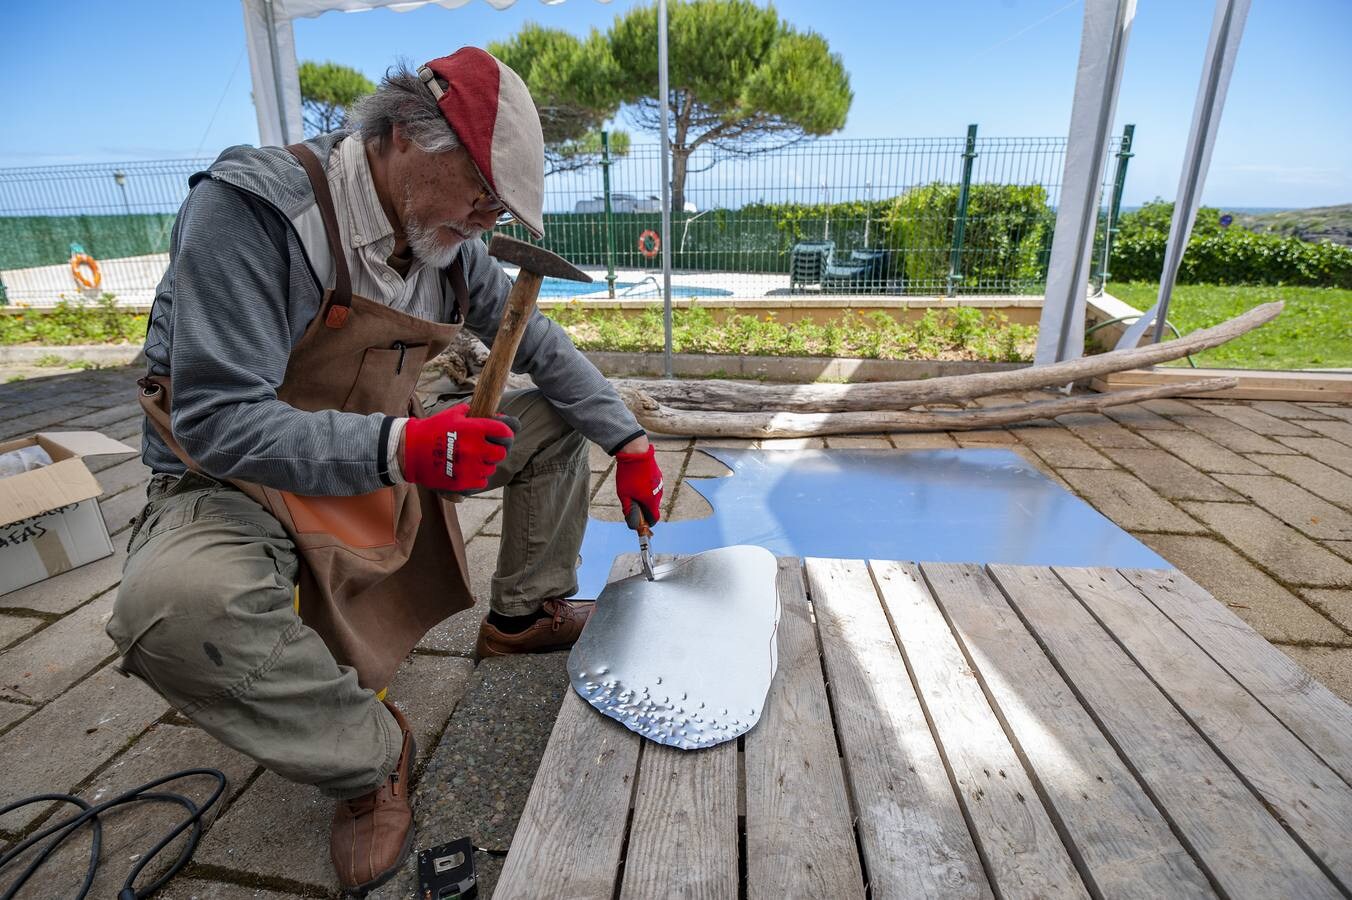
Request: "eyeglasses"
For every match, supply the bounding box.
[468,158,516,228]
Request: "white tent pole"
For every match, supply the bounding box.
[657,0,674,379]
[1033,0,1135,367]
[263,0,293,144]
[1115,0,1251,350]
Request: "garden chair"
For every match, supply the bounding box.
[789,241,835,292]
[822,248,889,293]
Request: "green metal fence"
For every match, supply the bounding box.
[0,128,1134,307]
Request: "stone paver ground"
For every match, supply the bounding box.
[1,365,1349,898]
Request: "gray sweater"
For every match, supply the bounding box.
[141,133,642,496]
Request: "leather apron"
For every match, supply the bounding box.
[138,142,474,691]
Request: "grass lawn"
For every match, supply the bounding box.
[1108,282,1352,369]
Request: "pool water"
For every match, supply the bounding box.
[537,278,731,299]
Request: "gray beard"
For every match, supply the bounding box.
[402,178,480,268]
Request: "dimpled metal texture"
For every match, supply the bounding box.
[568,545,780,750]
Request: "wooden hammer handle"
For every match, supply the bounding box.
[468,269,542,419]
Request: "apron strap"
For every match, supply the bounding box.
[448,257,468,324]
[286,142,353,327]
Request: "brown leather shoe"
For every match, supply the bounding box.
[330,700,416,895]
[475,598,595,659]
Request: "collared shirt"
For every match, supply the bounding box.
[324,133,452,323]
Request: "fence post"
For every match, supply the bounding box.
[947,124,978,297]
[601,131,617,299]
[1096,123,1135,293]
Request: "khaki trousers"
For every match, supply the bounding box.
[106,389,590,797]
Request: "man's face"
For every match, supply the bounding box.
[387,130,504,267]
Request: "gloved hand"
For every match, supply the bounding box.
[401,403,517,493]
[615,443,664,526]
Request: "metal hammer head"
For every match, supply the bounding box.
[488,234,592,283]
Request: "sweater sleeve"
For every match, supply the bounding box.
[165,179,391,495]
[458,240,644,454]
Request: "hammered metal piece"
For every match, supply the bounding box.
[568,545,780,750]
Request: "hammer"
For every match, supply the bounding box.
[466,234,592,419]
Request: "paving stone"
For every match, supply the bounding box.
[1059,469,1205,534]
[683,448,733,477]
[1307,405,1352,424]
[385,653,477,770]
[887,432,959,449]
[589,467,615,501]
[1303,418,1352,448]
[1276,646,1352,705]
[0,666,168,831]
[1011,426,1114,469]
[1299,589,1352,633]
[648,434,692,450]
[1103,403,1183,430]
[952,429,1017,446]
[0,406,100,441]
[1249,401,1334,420]
[0,613,44,651]
[106,414,146,444]
[194,772,336,892]
[757,437,826,449]
[453,497,501,542]
[654,449,689,479]
[0,724,258,900]
[667,481,714,521]
[157,880,306,899]
[690,437,756,449]
[406,653,569,851]
[1179,502,1352,587]
[1327,541,1352,562]
[97,457,153,496]
[587,441,612,472]
[824,435,892,448]
[101,482,149,537]
[1140,534,1349,645]
[0,545,127,615]
[1248,454,1352,511]
[1100,448,1239,502]
[1276,437,1352,477]
[1139,398,1198,417]
[0,589,117,703]
[1141,428,1267,475]
[1191,403,1316,437]
[1054,412,1154,449]
[63,402,145,430]
[1174,415,1293,455]
[0,700,28,733]
[1213,474,1352,540]
[479,508,502,537]
[589,504,626,522]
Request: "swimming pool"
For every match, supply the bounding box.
[537,277,732,299]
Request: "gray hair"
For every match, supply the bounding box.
[348,63,461,154]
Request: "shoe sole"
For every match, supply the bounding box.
[341,733,417,897]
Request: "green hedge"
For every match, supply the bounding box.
[0,214,177,269]
[1111,201,1352,288]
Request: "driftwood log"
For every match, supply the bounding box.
[616,301,1281,413]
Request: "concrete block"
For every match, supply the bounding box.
[64,402,145,430]
[0,699,27,733]
[0,614,43,652]
[1058,469,1205,534]
[1327,541,1352,562]
[1141,398,1202,417]
[0,545,127,615]
[1101,448,1239,501]
[1142,429,1266,475]
[0,666,168,831]
[1012,426,1115,469]
[1140,534,1348,645]
[1103,403,1184,430]
[1054,412,1154,449]
[1300,589,1352,633]
[1304,418,1352,447]
[1174,415,1293,455]
[1276,646,1352,705]
[1214,474,1352,540]
[1,724,258,899]
[1191,403,1316,437]
[1248,454,1352,511]
[385,654,477,770]
[1276,437,1352,477]
[0,589,117,703]
[1308,405,1352,424]
[1249,401,1334,420]
[1179,502,1352,587]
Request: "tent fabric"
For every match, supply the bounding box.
[1113,0,1251,351]
[1033,0,1136,366]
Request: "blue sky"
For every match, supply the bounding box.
[1,0,1348,208]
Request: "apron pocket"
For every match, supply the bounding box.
[341,342,429,414]
[280,488,397,549]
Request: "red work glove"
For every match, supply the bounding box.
[615,444,664,526]
[402,403,517,493]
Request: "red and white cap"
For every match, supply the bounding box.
[419,48,545,239]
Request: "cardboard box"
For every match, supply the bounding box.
[0,431,138,596]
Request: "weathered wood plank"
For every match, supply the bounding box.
[1057,566,1352,889]
[920,562,1214,898]
[868,561,1089,899]
[807,558,992,899]
[745,558,865,899]
[1119,567,1352,786]
[988,564,1340,900]
[494,558,643,900]
[618,742,739,899]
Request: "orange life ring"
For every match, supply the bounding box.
[70,253,101,290]
[638,229,660,259]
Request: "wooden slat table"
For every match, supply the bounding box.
[494,557,1352,899]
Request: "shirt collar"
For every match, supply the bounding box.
[338,133,394,250]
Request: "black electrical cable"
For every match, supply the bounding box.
[0,768,226,900]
